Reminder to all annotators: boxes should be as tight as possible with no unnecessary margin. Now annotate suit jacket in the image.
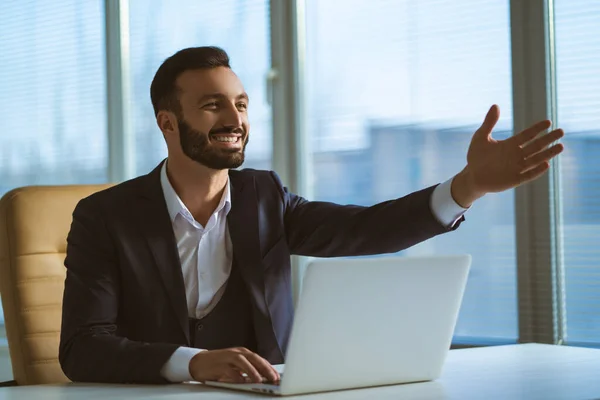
[59,161,461,384]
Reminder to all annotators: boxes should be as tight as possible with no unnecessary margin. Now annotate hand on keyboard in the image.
[189,347,280,384]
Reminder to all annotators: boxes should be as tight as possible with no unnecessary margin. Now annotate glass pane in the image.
[128,0,272,175]
[555,0,600,347]
[0,0,107,379]
[0,0,108,197]
[305,0,516,343]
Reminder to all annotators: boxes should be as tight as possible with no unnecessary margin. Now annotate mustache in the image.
[209,127,245,135]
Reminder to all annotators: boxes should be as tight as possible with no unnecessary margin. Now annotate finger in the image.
[521,143,564,171]
[233,347,252,354]
[230,354,263,383]
[245,353,280,382]
[522,129,564,157]
[510,120,552,146]
[519,161,550,184]
[474,105,500,140]
[218,369,245,384]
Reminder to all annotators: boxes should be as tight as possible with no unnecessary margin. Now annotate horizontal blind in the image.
[304,0,516,344]
[555,0,600,347]
[127,0,273,175]
[0,0,108,196]
[0,0,107,326]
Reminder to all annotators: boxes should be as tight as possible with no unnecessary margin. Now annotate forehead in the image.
[175,67,245,102]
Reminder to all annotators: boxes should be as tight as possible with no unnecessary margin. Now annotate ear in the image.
[156,110,178,137]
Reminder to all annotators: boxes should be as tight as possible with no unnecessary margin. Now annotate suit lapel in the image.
[227,171,263,286]
[228,171,284,361]
[134,162,190,344]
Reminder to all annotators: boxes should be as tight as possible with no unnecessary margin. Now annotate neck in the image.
[164,156,228,225]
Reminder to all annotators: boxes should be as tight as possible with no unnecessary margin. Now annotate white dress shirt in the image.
[159,162,233,382]
[161,163,233,319]
[160,162,467,382]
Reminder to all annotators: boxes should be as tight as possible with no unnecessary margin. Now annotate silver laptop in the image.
[205,254,471,396]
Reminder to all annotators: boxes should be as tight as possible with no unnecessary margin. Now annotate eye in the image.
[203,102,218,109]
[236,102,248,111]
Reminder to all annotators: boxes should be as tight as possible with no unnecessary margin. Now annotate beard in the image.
[178,117,248,170]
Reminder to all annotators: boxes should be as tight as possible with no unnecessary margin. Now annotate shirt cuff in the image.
[430,177,469,228]
[160,346,204,383]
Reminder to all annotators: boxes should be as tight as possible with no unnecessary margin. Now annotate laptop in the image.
[205,254,471,396]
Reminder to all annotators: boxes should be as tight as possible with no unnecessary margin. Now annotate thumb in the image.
[474,105,500,140]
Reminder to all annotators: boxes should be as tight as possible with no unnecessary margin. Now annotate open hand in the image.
[451,105,564,207]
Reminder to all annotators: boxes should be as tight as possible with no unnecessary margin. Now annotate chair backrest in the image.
[0,184,111,385]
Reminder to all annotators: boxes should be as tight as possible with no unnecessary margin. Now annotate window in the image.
[1,0,598,353]
[128,0,273,175]
[555,0,600,346]
[0,0,107,334]
[0,0,108,198]
[305,0,516,343]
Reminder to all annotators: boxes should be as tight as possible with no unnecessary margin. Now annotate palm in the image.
[466,105,564,194]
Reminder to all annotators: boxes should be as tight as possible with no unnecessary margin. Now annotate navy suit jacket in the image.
[59,161,461,384]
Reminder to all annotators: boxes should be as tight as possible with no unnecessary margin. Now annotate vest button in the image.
[197,324,204,331]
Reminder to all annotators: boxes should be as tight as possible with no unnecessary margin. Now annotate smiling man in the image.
[59,46,564,385]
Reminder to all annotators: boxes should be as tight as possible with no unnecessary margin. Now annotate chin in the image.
[195,154,245,170]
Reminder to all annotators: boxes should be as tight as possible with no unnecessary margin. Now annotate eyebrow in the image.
[197,92,249,104]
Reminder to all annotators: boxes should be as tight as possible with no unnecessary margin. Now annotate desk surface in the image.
[1,344,598,400]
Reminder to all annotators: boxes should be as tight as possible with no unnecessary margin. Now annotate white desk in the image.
[0,344,598,400]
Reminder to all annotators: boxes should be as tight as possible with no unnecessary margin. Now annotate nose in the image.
[221,103,243,130]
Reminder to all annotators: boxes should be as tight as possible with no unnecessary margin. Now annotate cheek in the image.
[188,113,216,132]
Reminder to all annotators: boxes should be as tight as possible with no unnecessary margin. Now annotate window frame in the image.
[106,0,136,182]
[510,0,565,345]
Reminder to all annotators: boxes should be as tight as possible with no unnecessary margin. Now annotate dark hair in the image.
[150,46,231,117]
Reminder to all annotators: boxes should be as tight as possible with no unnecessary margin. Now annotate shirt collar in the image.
[160,160,232,223]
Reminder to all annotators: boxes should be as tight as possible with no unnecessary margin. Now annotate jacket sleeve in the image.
[59,197,179,384]
[270,171,463,258]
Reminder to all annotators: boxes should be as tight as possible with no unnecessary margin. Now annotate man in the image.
[59,46,564,385]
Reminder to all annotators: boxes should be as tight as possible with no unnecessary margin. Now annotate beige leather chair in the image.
[0,184,111,385]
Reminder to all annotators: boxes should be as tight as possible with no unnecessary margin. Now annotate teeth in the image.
[213,136,239,143]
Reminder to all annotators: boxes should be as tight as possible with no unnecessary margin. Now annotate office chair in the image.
[0,184,111,385]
